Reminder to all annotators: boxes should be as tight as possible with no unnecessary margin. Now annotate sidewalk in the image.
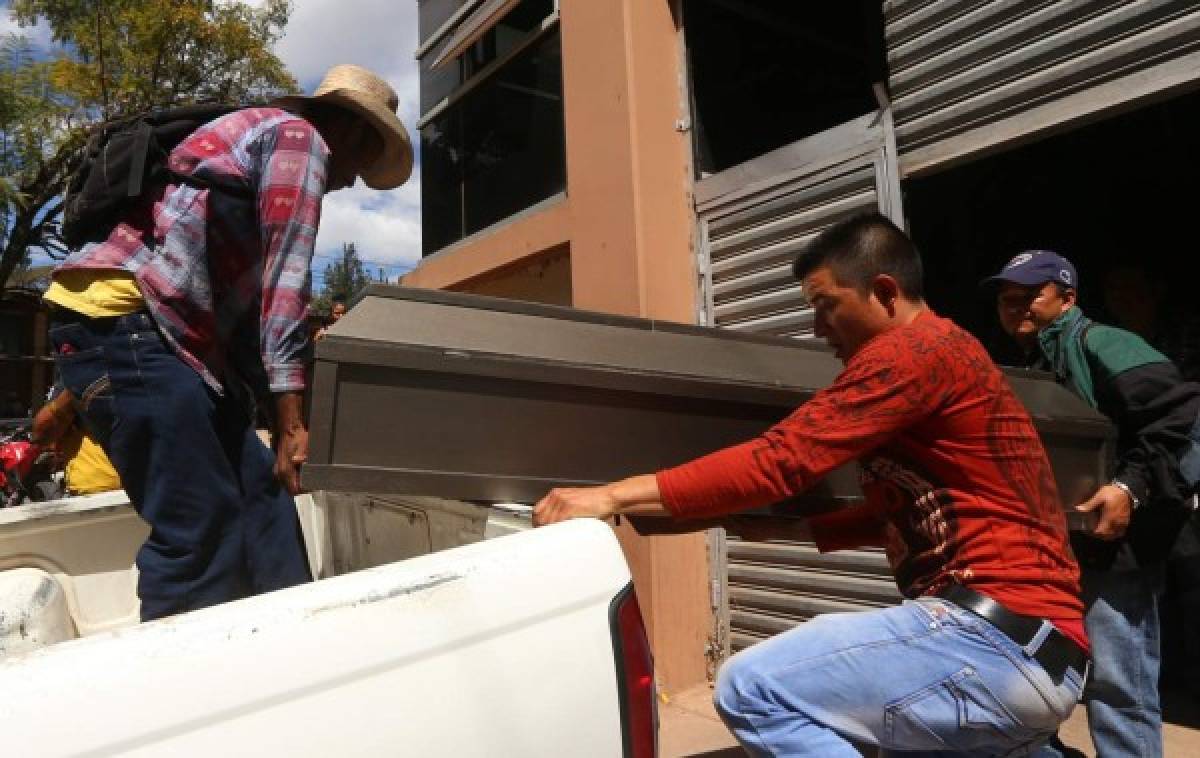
[659,683,1200,757]
[658,684,740,758]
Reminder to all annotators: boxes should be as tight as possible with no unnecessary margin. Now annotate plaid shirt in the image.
[55,107,329,395]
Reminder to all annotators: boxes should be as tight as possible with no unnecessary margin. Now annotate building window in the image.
[683,1,886,176]
[418,0,565,255]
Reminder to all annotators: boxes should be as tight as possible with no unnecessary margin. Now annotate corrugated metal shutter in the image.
[697,113,897,338]
[887,0,1200,173]
[703,164,877,337]
[695,112,906,657]
[726,540,903,653]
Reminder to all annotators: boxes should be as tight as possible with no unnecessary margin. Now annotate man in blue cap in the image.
[986,251,1078,366]
[985,250,1200,757]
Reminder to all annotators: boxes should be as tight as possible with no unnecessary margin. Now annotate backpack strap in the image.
[126,120,155,197]
[163,167,255,199]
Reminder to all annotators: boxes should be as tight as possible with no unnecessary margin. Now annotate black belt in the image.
[934,584,1089,685]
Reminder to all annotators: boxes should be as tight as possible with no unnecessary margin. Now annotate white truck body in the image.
[0,494,648,757]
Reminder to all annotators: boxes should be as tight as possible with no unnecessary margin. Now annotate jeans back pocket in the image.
[885,666,1041,754]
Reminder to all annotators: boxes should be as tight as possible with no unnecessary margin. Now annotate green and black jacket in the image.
[1038,307,1200,564]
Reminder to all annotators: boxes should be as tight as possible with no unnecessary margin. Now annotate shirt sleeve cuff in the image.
[1112,473,1148,508]
[267,364,307,394]
[656,469,689,518]
[656,466,731,520]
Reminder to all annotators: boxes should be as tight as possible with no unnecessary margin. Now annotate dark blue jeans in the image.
[1034,564,1165,758]
[49,311,312,620]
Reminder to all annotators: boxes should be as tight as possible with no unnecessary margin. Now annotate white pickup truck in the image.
[0,491,656,757]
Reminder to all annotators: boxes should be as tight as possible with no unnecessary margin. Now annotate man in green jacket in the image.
[985,250,1200,757]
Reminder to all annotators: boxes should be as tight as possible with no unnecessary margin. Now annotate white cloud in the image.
[0,6,56,50]
[315,175,422,273]
[275,1,419,110]
[268,0,424,275]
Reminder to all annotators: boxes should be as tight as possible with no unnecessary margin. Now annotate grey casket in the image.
[303,286,1113,520]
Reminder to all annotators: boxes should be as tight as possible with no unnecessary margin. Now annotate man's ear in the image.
[872,274,901,315]
[1062,287,1078,311]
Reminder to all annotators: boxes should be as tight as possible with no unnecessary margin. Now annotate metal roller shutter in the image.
[886,0,1200,173]
[697,113,898,338]
[695,110,907,657]
[726,539,903,653]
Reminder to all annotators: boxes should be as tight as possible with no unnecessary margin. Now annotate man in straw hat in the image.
[42,64,413,620]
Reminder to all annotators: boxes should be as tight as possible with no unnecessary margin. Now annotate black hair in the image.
[331,294,347,304]
[792,212,925,300]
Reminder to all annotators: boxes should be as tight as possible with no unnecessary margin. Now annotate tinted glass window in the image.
[420,36,462,114]
[420,0,553,114]
[461,0,553,77]
[421,30,565,254]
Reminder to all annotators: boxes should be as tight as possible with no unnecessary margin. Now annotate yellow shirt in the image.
[44,269,144,317]
[60,429,122,495]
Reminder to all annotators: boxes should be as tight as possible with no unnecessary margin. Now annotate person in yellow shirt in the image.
[32,387,120,495]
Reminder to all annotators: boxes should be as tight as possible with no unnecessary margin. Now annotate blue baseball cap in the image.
[982,250,1078,289]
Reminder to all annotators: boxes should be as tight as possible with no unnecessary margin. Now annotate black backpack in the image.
[61,103,247,249]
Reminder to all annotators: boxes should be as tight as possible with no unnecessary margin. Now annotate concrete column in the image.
[559,0,710,694]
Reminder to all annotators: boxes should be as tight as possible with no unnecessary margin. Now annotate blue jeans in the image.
[49,312,312,620]
[1035,564,1165,758]
[715,598,1084,757]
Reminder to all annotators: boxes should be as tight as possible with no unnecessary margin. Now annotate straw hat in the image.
[272,64,413,190]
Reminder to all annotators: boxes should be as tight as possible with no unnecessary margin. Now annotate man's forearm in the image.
[274,391,306,436]
[608,474,669,517]
[533,474,668,526]
[32,392,75,445]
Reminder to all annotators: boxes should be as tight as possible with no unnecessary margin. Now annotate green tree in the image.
[312,243,370,318]
[0,32,82,291]
[0,0,298,292]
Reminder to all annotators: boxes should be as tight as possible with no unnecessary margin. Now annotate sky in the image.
[3,0,424,286]
[267,0,423,285]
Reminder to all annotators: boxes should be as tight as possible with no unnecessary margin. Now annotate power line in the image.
[310,253,414,270]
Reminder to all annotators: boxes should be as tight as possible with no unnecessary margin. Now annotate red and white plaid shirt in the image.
[55,107,329,394]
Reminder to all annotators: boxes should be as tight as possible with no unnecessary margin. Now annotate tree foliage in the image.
[0,33,84,289]
[0,0,298,292]
[311,242,371,318]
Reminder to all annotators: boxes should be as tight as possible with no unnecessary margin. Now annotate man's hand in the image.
[533,474,665,527]
[533,485,620,526]
[1075,484,1133,541]
[273,391,308,495]
[32,390,76,446]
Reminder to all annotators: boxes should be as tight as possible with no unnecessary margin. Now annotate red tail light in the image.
[609,583,657,758]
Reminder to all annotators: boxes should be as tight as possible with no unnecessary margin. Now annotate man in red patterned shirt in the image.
[43,65,413,620]
[535,213,1089,756]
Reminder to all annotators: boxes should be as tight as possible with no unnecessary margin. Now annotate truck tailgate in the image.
[0,519,630,757]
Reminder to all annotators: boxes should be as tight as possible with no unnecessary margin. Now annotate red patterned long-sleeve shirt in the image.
[657,311,1087,649]
[53,107,328,394]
